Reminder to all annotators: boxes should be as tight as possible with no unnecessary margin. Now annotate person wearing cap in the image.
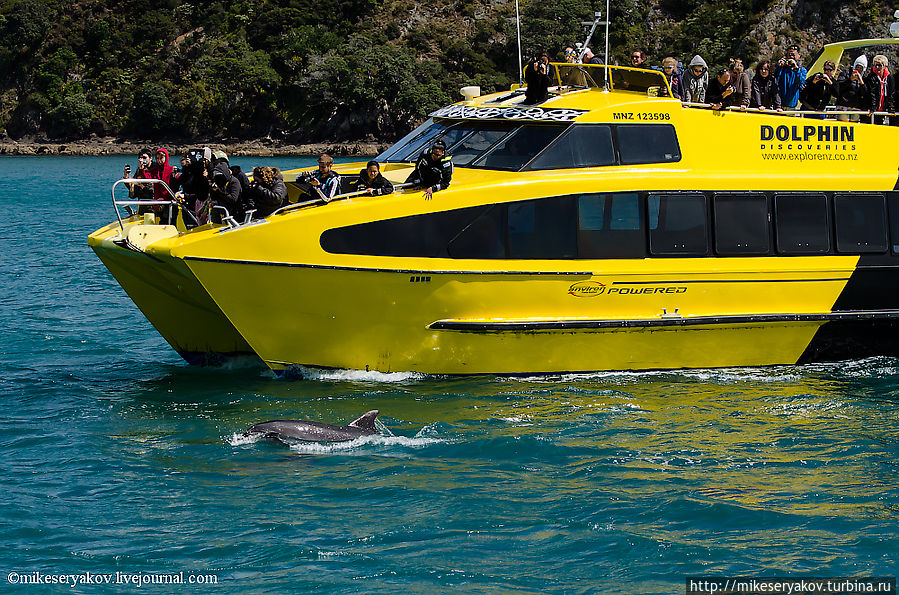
[834,55,867,121]
[582,47,603,65]
[173,147,212,222]
[356,161,393,196]
[775,45,807,109]
[405,140,453,200]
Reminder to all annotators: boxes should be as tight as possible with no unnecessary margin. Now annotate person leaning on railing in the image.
[864,54,894,125]
[123,148,155,210]
[750,60,782,111]
[799,60,836,118]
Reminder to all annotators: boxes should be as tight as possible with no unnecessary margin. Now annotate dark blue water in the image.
[1,155,898,593]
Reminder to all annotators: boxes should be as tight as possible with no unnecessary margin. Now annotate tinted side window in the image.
[451,127,515,165]
[617,125,681,165]
[713,194,770,255]
[889,192,899,254]
[507,196,577,258]
[447,205,506,258]
[648,193,709,255]
[321,205,494,258]
[527,125,615,170]
[377,119,446,162]
[577,193,646,258]
[834,193,887,253]
[775,194,830,254]
[473,126,567,170]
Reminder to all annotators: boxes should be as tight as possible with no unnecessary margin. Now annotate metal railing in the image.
[272,181,416,217]
[111,178,179,233]
[681,102,895,120]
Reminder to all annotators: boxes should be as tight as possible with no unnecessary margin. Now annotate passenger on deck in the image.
[834,55,867,120]
[173,147,211,222]
[799,60,836,116]
[630,49,650,70]
[405,140,452,200]
[357,161,394,196]
[146,148,176,223]
[684,55,709,103]
[297,153,341,201]
[864,54,893,125]
[706,69,736,108]
[564,46,578,64]
[523,51,552,104]
[124,148,155,206]
[750,60,782,110]
[729,58,751,109]
[661,57,685,100]
[775,45,807,110]
[246,166,287,218]
[582,47,603,65]
[207,151,245,222]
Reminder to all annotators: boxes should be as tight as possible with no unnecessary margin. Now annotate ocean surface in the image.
[1,155,898,593]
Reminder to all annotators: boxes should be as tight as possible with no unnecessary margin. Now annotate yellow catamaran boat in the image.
[89,38,899,374]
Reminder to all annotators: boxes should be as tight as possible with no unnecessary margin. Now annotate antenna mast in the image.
[516,0,523,86]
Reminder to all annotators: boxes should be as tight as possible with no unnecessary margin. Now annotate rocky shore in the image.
[0,136,389,157]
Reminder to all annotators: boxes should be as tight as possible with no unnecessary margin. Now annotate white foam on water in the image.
[286,433,446,454]
[286,365,428,383]
[227,432,263,446]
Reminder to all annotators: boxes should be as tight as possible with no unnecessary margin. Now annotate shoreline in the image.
[0,137,389,157]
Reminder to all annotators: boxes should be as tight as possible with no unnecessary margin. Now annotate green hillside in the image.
[0,0,893,142]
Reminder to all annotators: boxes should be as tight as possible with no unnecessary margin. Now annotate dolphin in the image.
[243,410,380,444]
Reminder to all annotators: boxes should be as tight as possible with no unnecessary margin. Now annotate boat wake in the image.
[281,365,429,383]
[227,425,447,452]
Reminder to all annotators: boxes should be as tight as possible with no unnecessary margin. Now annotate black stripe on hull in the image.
[802,257,899,363]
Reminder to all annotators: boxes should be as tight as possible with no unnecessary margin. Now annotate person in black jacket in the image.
[357,161,394,196]
[405,140,452,200]
[173,147,211,222]
[246,166,287,218]
[864,54,894,125]
[208,159,243,222]
[834,55,867,120]
[706,69,736,108]
[800,60,836,116]
[750,60,782,110]
[523,52,551,105]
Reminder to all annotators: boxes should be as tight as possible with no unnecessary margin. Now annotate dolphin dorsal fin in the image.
[348,410,379,432]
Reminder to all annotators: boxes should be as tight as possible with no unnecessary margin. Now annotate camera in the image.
[298,170,316,181]
[187,148,206,166]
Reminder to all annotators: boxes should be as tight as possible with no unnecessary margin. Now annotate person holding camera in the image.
[800,60,836,117]
[834,55,867,120]
[706,69,737,109]
[775,45,807,110]
[296,153,341,201]
[123,148,155,208]
[523,51,552,105]
[172,147,212,222]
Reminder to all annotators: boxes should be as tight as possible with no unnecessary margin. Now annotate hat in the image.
[432,140,447,151]
[202,147,212,161]
[854,55,868,71]
[212,150,228,162]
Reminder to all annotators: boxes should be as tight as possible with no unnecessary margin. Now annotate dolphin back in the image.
[347,410,379,434]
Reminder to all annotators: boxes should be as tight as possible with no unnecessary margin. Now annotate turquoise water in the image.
[1,155,898,593]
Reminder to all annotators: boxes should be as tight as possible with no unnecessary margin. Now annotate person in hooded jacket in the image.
[357,161,394,196]
[834,55,868,120]
[684,55,709,103]
[147,147,176,223]
[864,54,894,125]
[246,166,288,218]
[750,60,782,110]
[207,157,243,222]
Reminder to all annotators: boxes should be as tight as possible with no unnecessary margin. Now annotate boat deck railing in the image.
[111,178,181,232]
[682,101,896,119]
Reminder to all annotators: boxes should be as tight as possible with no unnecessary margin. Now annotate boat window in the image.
[834,193,887,253]
[888,193,899,254]
[508,196,577,258]
[450,126,516,166]
[617,124,681,165]
[577,193,646,258]
[320,205,497,258]
[527,125,616,170]
[472,125,567,170]
[713,194,770,255]
[774,194,831,255]
[648,193,709,256]
[377,119,447,162]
